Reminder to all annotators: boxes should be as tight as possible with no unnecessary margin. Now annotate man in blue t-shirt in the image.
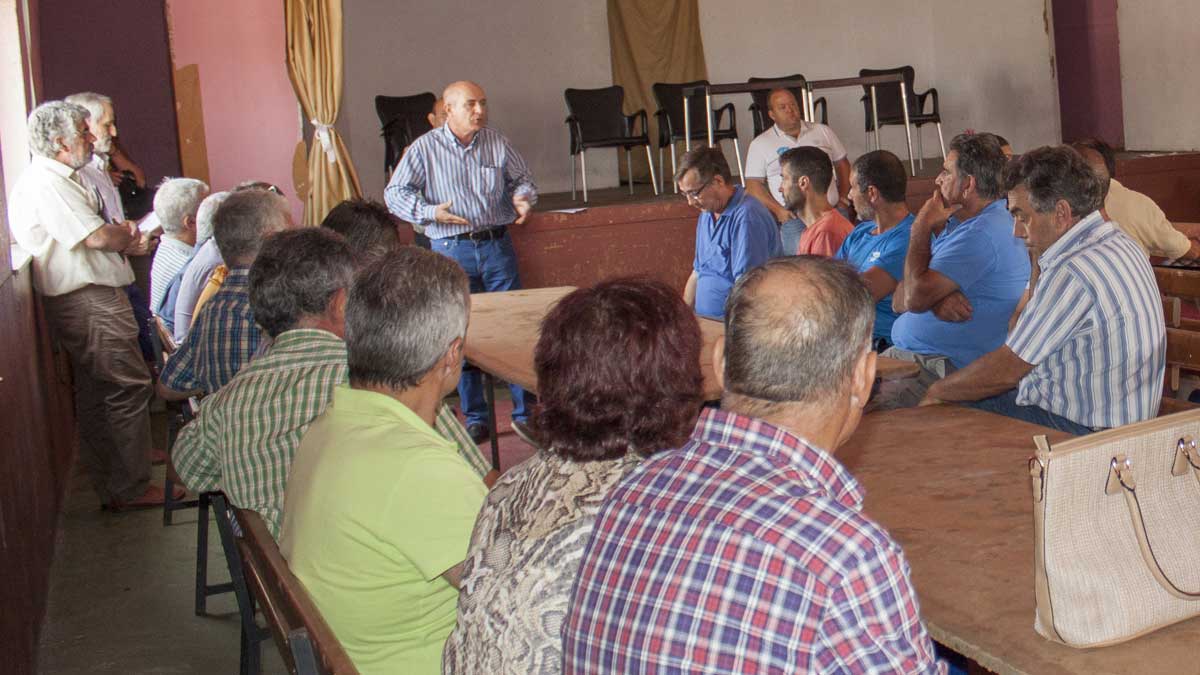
[883,133,1031,407]
[679,146,781,319]
[835,150,913,349]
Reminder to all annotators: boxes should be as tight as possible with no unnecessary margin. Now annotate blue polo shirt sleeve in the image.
[730,204,779,278]
[871,230,909,282]
[928,227,995,292]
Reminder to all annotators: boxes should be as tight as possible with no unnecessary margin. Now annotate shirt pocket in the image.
[478,163,504,195]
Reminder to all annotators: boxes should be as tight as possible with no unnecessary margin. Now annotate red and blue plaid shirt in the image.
[563,408,945,674]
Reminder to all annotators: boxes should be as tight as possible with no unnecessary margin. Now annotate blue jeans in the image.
[432,232,529,426]
[965,389,1096,436]
[780,217,806,256]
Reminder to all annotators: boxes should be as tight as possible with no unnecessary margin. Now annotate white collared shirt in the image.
[7,155,134,296]
[78,153,126,223]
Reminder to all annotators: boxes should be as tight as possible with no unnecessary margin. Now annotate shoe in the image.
[150,448,169,465]
[105,484,186,511]
[467,423,490,445]
[510,420,540,448]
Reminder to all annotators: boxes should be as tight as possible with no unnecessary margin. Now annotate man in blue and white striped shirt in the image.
[384,80,536,440]
[922,145,1164,434]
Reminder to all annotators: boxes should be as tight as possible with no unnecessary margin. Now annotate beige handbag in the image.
[1029,410,1200,647]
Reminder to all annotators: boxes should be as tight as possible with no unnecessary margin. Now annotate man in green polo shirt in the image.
[280,247,486,674]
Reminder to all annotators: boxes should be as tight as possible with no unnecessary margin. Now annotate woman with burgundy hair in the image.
[443,277,704,674]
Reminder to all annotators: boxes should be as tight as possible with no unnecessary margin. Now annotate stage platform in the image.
[513,150,1200,292]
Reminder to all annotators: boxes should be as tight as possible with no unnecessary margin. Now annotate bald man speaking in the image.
[385,80,536,442]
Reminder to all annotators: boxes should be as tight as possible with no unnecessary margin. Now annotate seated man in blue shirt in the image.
[883,133,1031,407]
[679,146,781,319]
[835,151,914,351]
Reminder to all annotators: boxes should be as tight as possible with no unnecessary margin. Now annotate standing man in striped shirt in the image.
[922,146,1165,433]
[385,80,536,443]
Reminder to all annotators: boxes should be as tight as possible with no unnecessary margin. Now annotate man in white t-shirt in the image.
[745,88,851,255]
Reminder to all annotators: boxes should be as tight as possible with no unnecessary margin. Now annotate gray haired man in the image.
[281,247,488,672]
[150,178,209,310]
[7,101,169,509]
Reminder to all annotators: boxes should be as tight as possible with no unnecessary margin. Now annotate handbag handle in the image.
[1108,454,1200,600]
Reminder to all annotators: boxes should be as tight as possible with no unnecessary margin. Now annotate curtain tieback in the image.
[310,119,338,164]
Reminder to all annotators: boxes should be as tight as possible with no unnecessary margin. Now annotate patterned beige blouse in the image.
[442,449,641,674]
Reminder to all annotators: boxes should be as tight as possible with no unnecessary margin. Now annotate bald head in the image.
[1070,139,1115,200]
[443,81,487,139]
[723,257,874,407]
[767,88,803,135]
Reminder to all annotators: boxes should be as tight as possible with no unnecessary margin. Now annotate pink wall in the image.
[166,0,303,220]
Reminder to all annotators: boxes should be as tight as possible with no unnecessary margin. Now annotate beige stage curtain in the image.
[285,0,362,225]
[607,0,708,185]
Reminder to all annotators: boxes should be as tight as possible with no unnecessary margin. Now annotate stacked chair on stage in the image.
[652,80,743,192]
[747,73,828,136]
[858,65,945,169]
[374,92,436,179]
[563,85,659,203]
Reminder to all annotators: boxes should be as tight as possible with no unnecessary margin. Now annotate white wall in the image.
[1118,0,1200,151]
[341,1,1062,200]
[928,0,1060,155]
[341,0,615,200]
[699,0,1059,165]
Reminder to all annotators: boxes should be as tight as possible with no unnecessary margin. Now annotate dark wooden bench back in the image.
[233,508,359,675]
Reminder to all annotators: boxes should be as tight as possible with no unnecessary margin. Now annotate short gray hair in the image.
[27,101,88,158]
[347,247,469,391]
[723,256,873,408]
[63,92,112,124]
[949,133,1007,200]
[1003,145,1104,218]
[153,178,209,235]
[195,191,231,244]
[212,189,290,267]
[249,228,355,338]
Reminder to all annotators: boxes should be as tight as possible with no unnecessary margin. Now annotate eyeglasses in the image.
[680,176,714,200]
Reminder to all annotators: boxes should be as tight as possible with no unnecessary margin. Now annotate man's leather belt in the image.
[446,225,508,242]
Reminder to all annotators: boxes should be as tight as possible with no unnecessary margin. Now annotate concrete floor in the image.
[37,397,535,674]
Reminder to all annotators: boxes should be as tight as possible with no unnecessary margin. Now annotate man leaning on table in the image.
[384,79,534,445]
[923,146,1165,434]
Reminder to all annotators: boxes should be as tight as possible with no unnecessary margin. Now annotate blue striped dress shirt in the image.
[384,125,537,240]
[1007,211,1165,429]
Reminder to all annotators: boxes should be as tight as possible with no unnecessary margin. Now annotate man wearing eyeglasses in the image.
[678,146,781,319]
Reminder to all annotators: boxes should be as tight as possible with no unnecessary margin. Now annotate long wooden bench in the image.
[233,508,359,675]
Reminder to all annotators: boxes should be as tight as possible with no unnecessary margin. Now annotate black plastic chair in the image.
[374,93,436,179]
[652,80,743,193]
[858,66,944,169]
[564,86,660,202]
[747,74,828,137]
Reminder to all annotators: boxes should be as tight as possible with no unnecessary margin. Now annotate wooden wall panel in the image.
[512,201,698,291]
[0,267,76,675]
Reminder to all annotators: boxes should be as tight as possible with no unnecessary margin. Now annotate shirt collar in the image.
[223,268,251,286]
[692,407,865,510]
[328,384,448,447]
[32,154,77,179]
[439,123,483,151]
[772,122,810,140]
[1039,209,1106,267]
[269,328,345,352]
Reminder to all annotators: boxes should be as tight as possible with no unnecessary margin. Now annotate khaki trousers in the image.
[43,285,152,503]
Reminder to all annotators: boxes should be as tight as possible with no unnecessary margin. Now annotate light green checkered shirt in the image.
[173,329,489,538]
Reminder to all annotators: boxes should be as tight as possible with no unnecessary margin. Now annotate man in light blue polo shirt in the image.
[923,146,1164,434]
[883,134,1030,406]
[678,146,780,319]
[835,150,914,350]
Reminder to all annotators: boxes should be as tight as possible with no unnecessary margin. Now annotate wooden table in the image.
[842,406,1200,674]
[465,286,919,402]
